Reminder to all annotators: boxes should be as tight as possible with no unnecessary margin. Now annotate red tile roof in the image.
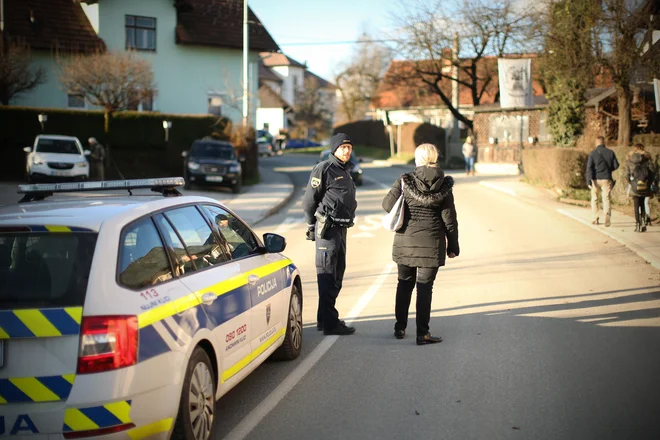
[176,0,279,52]
[260,52,306,69]
[373,56,546,110]
[3,0,104,53]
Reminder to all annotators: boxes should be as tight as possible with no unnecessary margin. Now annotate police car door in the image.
[0,228,97,437]
[154,207,252,388]
[201,206,287,361]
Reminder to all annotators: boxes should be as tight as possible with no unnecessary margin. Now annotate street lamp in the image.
[162,120,172,142]
[38,113,47,131]
[242,0,249,128]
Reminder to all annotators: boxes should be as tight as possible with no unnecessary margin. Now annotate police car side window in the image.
[153,214,196,276]
[202,205,259,259]
[163,206,229,270]
[118,218,174,289]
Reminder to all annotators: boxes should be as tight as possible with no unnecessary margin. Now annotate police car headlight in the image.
[229,164,241,173]
[188,161,201,171]
[76,161,88,168]
[32,156,45,165]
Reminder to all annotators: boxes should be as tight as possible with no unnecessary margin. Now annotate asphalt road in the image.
[212,153,660,440]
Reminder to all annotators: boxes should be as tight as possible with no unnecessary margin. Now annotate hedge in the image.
[522,148,588,190]
[0,106,224,181]
[632,134,660,148]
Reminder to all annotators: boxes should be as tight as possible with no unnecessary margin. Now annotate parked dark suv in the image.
[182,139,242,193]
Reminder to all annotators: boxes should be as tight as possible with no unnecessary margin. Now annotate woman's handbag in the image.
[382,180,406,232]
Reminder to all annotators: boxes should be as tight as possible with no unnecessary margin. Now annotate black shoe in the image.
[635,223,642,233]
[416,333,442,345]
[394,329,405,339]
[645,216,652,226]
[641,225,647,232]
[317,324,323,331]
[324,321,356,335]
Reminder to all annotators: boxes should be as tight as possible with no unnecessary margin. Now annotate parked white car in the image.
[24,135,90,183]
[0,178,303,440]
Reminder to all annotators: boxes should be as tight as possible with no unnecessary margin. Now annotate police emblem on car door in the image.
[266,304,271,326]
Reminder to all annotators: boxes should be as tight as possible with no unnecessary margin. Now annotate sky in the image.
[249,0,395,83]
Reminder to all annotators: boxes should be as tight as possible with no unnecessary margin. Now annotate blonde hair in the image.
[415,143,439,167]
[465,136,472,144]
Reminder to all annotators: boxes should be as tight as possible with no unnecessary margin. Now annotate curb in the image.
[252,169,296,226]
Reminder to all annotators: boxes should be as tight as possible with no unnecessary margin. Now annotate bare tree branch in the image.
[0,39,46,105]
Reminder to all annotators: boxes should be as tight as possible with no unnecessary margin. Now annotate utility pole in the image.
[242,0,249,128]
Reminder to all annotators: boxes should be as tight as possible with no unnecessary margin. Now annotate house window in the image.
[126,15,156,51]
[127,91,154,112]
[67,94,85,109]
[208,95,223,116]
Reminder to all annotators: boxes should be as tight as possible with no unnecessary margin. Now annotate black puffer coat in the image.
[382,166,459,268]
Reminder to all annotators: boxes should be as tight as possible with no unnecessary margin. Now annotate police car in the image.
[0,178,303,440]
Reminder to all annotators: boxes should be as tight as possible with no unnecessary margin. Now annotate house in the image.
[370,55,548,165]
[82,0,279,123]
[3,0,280,125]
[2,0,105,109]
[257,52,337,138]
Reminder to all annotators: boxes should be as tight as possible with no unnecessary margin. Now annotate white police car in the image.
[0,178,303,440]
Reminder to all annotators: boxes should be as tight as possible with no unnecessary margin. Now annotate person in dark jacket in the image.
[625,143,657,232]
[586,136,619,226]
[302,133,358,336]
[88,137,106,181]
[382,143,459,345]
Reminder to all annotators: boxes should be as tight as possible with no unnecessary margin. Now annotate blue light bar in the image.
[18,177,185,194]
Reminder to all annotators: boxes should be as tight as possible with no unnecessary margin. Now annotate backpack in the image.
[631,159,653,193]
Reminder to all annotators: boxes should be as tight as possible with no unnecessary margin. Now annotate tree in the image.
[334,33,392,123]
[293,76,332,139]
[592,0,660,146]
[389,0,541,130]
[0,39,46,105]
[542,0,599,147]
[59,50,156,133]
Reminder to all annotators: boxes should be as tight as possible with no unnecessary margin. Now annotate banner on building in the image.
[498,58,534,109]
[654,79,660,112]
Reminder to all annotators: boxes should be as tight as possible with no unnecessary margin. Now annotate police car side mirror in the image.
[83,150,91,156]
[24,147,32,153]
[263,233,286,253]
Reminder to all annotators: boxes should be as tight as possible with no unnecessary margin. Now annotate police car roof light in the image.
[17,177,186,202]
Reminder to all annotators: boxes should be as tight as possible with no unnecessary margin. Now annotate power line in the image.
[279,39,400,46]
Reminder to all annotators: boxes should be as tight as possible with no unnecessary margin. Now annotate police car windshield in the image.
[191,142,236,160]
[0,232,97,308]
[36,139,81,155]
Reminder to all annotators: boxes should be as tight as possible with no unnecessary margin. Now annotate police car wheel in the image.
[172,347,216,440]
[271,284,303,361]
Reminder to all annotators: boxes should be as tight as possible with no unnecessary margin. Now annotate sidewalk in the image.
[222,166,295,225]
[480,178,660,271]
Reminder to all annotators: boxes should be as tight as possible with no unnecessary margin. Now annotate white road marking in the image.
[363,176,391,190]
[479,180,517,197]
[224,261,397,440]
[358,214,385,231]
[273,216,305,235]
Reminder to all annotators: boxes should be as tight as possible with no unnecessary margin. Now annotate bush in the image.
[632,134,660,148]
[522,148,588,190]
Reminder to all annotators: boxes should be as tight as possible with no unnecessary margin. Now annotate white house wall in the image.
[256,107,286,136]
[96,0,259,123]
[13,52,73,109]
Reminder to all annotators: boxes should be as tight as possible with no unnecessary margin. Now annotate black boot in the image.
[394,279,415,333]
[645,215,652,226]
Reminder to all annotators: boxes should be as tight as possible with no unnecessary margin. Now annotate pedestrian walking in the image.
[302,133,358,336]
[88,137,106,181]
[382,143,459,345]
[462,136,476,176]
[625,143,657,232]
[586,136,619,227]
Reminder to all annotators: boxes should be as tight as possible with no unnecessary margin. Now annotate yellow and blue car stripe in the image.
[63,400,132,433]
[0,307,82,339]
[0,374,76,404]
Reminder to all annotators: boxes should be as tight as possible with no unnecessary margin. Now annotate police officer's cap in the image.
[330,133,353,154]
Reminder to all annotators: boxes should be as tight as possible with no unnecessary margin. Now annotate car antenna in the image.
[109,153,132,195]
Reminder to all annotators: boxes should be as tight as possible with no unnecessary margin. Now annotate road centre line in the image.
[224,261,397,440]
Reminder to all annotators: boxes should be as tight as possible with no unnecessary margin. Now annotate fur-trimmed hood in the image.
[401,169,454,207]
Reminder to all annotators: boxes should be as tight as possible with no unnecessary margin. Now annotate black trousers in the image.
[633,196,646,226]
[395,264,439,336]
[315,225,347,330]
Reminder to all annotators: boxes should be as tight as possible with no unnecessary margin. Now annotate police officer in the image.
[303,133,358,336]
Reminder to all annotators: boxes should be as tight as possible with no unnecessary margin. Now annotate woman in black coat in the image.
[382,144,459,345]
